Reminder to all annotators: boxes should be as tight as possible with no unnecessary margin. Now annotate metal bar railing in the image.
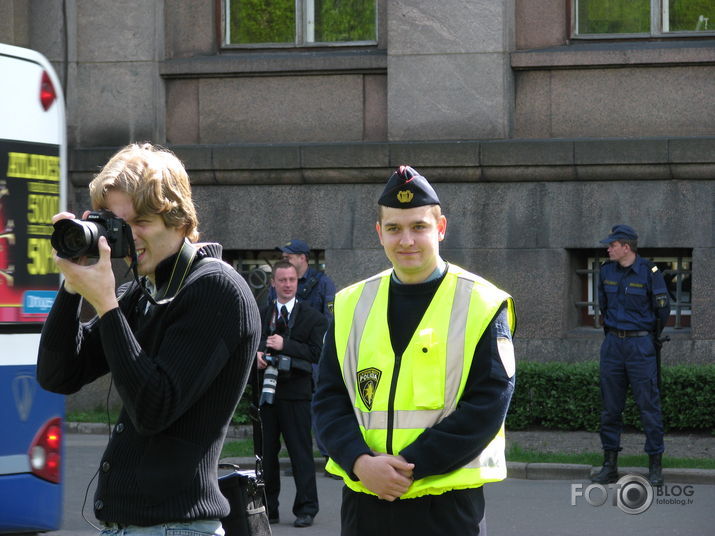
[575,254,691,330]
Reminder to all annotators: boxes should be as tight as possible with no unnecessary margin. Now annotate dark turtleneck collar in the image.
[149,241,223,291]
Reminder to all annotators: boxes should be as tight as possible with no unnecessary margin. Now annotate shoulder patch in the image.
[651,266,659,273]
[497,337,515,378]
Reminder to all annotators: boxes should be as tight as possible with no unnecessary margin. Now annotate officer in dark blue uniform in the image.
[592,225,670,486]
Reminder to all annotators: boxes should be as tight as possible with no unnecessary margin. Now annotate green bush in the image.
[506,361,715,434]
[230,362,715,433]
[232,384,254,425]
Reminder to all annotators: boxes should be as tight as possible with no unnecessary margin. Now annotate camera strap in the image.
[128,239,198,307]
[250,356,265,478]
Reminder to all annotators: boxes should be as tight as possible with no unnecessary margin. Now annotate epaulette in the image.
[643,258,659,273]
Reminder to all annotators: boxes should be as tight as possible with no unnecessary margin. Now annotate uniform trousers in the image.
[599,333,664,454]
[261,398,319,519]
[340,486,486,536]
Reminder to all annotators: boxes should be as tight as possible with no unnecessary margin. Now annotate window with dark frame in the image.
[224,0,378,47]
[574,248,692,329]
[222,248,328,306]
[573,0,713,38]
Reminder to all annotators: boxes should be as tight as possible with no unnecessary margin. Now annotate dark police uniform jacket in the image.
[598,255,670,332]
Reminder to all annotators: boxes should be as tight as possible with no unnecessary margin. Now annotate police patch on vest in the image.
[357,367,382,410]
[497,337,515,378]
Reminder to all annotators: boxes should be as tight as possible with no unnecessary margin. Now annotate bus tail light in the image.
[40,70,57,111]
[28,417,62,483]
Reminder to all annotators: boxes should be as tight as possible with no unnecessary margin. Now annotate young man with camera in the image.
[256,260,327,528]
[37,143,261,534]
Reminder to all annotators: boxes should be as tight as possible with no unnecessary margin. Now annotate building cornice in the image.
[70,137,715,186]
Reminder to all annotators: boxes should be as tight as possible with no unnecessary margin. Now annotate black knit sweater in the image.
[36,243,261,526]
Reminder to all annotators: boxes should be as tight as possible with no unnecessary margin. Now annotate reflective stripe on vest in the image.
[327,265,514,498]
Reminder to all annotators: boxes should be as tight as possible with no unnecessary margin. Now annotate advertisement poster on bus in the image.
[0,140,60,323]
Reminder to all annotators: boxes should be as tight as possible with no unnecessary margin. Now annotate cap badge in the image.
[396,190,414,204]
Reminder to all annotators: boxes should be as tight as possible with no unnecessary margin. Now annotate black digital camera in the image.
[264,354,292,373]
[259,354,289,406]
[51,210,133,259]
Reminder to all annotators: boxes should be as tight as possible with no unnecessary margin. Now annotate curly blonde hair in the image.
[89,143,199,242]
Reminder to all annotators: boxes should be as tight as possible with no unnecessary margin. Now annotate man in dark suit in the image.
[257,260,327,528]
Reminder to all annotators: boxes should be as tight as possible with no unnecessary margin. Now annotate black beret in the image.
[378,165,440,208]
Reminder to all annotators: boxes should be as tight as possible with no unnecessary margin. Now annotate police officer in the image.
[592,224,670,487]
[313,166,516,536]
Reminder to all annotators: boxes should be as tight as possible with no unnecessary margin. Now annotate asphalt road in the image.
[47,434,715,536]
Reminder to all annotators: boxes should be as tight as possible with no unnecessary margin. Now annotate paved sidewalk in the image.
[67,422,715,484]
[223,457,715,486]
[504,428,715,484]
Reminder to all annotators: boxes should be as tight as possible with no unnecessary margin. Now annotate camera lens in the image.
[259,366,279,406]
[51,219,105,258]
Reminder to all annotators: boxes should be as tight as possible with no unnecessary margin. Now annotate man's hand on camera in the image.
[256,351,267,370]
[51,211,95,295]
[51,212,81,294]
[266,334,284,352]
[54,235,118,317]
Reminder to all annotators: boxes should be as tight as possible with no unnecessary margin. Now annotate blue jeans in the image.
[99,520,223,536]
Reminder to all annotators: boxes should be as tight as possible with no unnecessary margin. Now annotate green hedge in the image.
[232,362,715,433]
[506,361,715,434]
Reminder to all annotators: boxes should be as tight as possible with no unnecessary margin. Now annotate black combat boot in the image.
[591,450,619,484]
[648,453,664,487]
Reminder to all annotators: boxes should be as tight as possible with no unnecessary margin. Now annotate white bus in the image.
[0,43,67,534]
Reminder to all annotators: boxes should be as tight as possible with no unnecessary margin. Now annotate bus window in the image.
[0,43,66,534]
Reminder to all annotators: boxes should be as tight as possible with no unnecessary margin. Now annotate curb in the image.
[64,421,255,437]
[66,423,715,485]
[219,458,715,485]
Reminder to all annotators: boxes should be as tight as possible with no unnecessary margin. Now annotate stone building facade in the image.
[2,0,713,379]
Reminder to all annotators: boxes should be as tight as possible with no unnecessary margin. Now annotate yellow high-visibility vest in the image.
[326,264,515,499]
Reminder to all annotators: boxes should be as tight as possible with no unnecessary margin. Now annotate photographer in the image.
[257,260,327,528]
[36,143,261,534]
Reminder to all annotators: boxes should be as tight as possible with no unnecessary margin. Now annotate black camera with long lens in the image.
[259,363,279,406]
[259,354,290,406]
[264,354,291,372]
[51,210,133,259]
